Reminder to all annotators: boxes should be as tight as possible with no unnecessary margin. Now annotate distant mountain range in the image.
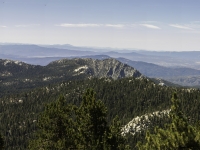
[1,44,200,86]
[117,58,200,78]
[0,44,96,57]
[164,76,200,87]
[0,44,199,68]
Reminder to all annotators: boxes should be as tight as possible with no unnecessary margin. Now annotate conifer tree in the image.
[108,116,130,150]
[29,89,129,150]
[29,95,78,149]
[78,89,129,150]
[77,89,108,149]
[137,93,200,150]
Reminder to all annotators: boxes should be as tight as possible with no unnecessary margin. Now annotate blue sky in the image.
[0,0,200,51]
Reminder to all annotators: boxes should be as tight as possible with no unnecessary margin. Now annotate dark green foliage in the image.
[1,77,200,149]
[0,59,89,98]
[137,93,200,150]
[29,89,128,150]
[0,133,3,150]
[77,89,108,149]
[29,95,78,149]
[108,116,130,150]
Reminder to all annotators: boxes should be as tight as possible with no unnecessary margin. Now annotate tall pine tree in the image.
[77,89,108,149]
[29,95,79,149]
[77,89,129,150]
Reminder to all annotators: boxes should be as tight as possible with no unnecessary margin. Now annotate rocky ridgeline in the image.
[87,58,142,79]
[121,109,170,136]
[51,58,142,79]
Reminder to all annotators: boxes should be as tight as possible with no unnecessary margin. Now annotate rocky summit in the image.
[50,58,142,79]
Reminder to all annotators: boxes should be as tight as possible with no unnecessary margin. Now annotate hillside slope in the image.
[1,77,200,149]
[0,58,142,96]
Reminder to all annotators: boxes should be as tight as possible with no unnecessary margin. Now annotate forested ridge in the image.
[0,58,141,98]
[0,76,200,149]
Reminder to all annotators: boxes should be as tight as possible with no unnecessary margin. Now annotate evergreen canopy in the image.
[29,89,129,150]
[137,93,200,150]
[0,134,3,150]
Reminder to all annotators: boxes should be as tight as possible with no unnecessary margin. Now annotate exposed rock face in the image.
[87,58,142,79]
[51,58,142,79]
[121,109,170,136]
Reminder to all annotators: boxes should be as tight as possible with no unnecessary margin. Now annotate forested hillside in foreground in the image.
[1,77,200,149]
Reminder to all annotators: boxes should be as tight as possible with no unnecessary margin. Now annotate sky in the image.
[0,0,200,51]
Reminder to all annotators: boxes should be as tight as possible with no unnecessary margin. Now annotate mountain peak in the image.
[49,58,142,80]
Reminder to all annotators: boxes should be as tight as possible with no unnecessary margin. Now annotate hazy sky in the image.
[0,0,200,51]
